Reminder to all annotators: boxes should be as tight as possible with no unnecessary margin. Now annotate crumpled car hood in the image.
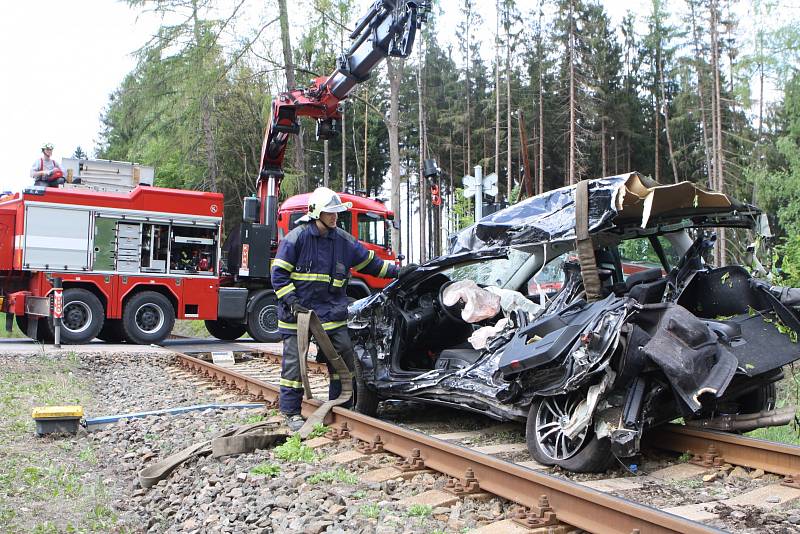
[450,172,760,253]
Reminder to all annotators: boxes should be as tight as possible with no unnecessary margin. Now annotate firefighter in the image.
[271,187,405,431]
[30,143,64,187]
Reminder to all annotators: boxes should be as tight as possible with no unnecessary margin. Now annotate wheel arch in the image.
[62,281,108,315]
[121,284,178,318]
[246,288,276,312]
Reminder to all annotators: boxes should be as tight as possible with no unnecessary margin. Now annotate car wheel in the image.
[205,319,247,340]
[97,319,125,343]
[353,357,379,416]
[55,288,105,344]
[122,291,175,345]
[526,393,613,473]
[247,293,281,343]
[737,383,777,414]
[16,315,53,343]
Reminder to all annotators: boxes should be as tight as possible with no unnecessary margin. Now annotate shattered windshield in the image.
[445,248,532,288]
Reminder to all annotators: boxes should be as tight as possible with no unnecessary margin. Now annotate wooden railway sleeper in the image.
[781,473,800,489]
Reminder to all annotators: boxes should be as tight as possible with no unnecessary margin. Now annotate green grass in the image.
[677,451,693,463]
[250,462,281,477]
[171,320,213,338]
[746,424,800,445]
[0,354,119,532]
[0,320,27,339]
[274,435,316,463]
[352,490,366,499]
[407,504,432,518]
[307,423,330,438]
[306,468,358,485]
[359,504,380,519]
[243,414,264,424]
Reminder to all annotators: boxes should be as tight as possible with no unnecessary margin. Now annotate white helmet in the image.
[301,187,352,221]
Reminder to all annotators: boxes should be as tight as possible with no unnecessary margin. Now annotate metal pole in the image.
[474,165,483,221]
[52,277,63,348]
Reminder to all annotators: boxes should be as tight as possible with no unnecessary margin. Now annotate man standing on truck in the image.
[30,142,64,187]
[271,187,400,431]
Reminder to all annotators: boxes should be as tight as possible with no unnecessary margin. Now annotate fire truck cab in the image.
[276,192,398,300]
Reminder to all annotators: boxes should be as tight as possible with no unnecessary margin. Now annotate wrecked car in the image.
[347,172,800,472]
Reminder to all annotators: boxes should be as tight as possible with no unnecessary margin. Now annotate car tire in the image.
[353,357,379,416]
[205,319,247,340]
[122,291,175,345]
[526,393,613,473]
[246,293,281,343]
[54,288,105,344]
[97,319,125,343]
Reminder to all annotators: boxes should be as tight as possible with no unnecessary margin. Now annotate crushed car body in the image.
[348,172,800,472]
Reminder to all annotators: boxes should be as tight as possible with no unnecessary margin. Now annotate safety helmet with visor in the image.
[297,187,352,223]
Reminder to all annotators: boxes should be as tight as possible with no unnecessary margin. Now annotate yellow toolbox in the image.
[32,406,83,436]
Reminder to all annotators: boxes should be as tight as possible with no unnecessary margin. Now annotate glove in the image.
[291,302,310,317]
[397,263,419,279]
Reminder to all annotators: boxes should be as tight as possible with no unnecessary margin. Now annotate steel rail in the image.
[174,352,720,534]
[646,424,800,476]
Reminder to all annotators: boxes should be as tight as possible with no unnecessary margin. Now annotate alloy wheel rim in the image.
[535,393,589,461]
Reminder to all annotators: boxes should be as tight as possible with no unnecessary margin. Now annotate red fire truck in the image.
[0,1,426,345]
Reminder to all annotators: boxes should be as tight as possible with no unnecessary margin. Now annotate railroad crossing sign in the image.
[462,171,498,198]
[462,166,498,221]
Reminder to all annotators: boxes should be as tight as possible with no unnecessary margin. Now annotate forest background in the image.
[97,0,800,280]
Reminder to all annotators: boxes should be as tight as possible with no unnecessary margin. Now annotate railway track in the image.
[158,343,800,532]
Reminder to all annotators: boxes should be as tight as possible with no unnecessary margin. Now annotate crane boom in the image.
[256,0,429,227]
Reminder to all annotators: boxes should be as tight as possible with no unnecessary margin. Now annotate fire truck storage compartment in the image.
[116,223,141,272]
[217,287,248,320]
[169,225,217,275]
[0,211,15,270]
[23,205,91,270]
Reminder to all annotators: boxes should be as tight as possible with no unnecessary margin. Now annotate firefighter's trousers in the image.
[279,327,354,416]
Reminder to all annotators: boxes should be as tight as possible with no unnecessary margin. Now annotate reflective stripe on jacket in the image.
[271,222,397,333]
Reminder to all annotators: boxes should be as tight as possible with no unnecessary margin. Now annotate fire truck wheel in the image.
[205,319,247,341]
[247,293,281,343]
[58,288,105,344]
[97,319,125,343]
[122,291,175,345]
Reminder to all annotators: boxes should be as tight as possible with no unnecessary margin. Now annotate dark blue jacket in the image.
[271,222,398,333]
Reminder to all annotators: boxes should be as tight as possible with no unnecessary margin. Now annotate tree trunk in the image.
[278,0,305,191]
[601,116,607,177]
[505,8,512,203]
[689,1,713,189]
[710,0,726,265]
[653,52,660,183]
[416,40,429,259]
[494,0,501,202]
[192,1,218,192]
[341,109,346,189]
[659,56,679,183]
[387,58,404,263]
[568,1,576,186]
